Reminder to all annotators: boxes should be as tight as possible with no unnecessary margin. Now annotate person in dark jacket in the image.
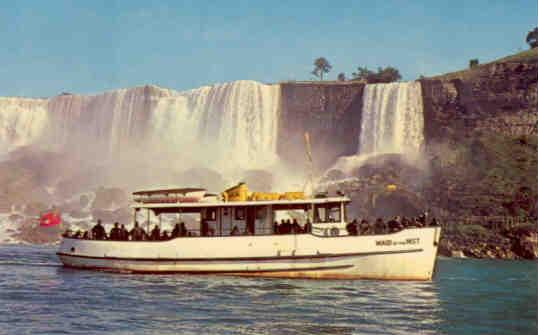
[359,219,370,235]
[119,224,129,240]
[172,222,188,237]
[346,219,358,235]
[109,222,121,240]
[171,223,181,238]
[374,218,386,234]
[291,219,301,234]
[91,219,106,240]
[161,230,170,240]
[387,217,402,233]
[150,225,161,241]
[130,221,146,241]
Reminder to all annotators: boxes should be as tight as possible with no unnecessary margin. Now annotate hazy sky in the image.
[1,0,536,97]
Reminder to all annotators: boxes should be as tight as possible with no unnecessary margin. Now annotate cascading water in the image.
[358,81,424,155]
[327,81,424,176]
[150,80,280,169]
[0,81,280,171]
[0,98,48,154]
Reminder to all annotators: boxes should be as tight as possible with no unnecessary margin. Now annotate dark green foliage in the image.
[311,57,332,80]
[469,59,479,68]
[351,66,401,83]
[526,27,538,48]
[337,72,346,81]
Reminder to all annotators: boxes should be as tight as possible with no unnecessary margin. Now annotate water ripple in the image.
[0,244,536,335]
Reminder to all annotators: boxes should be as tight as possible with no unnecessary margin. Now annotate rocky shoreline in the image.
[438,223,538,260]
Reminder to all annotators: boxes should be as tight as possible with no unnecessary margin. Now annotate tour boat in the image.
[57,183,441,280]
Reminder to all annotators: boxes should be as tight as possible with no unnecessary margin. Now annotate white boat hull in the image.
[57,227,441,280]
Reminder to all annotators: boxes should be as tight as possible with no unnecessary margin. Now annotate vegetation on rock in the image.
[351,66,401,83]
[526,27,538,48]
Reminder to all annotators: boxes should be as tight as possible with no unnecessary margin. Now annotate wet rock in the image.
[451,250,466,258]
[13,218,63,244]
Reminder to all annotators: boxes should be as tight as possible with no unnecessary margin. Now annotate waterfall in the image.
[0,97,48,154]
[0,81,280,171]
[358,81,424,155]
[150,80,280,169]
[326,81,424,176]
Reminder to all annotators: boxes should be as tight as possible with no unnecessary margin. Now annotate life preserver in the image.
[330,227,339,236]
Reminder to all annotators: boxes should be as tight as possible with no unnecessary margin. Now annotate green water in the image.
[0,245,536,334]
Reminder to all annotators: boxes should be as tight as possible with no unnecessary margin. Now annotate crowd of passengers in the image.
[63,220,191,241]
[64,214,438,241]
[345,214,439,236]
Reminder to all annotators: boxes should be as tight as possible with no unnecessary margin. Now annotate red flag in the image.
[40,210,62,227]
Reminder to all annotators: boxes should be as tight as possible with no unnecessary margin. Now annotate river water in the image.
[0,244,535,335]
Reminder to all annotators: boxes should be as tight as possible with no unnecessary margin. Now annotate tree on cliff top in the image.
[337,72,346,81]
[311,57,332,80]
[526,27,538,48]
[351,66,401,83]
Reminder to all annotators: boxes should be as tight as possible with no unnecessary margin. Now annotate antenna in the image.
[303,132,314,196]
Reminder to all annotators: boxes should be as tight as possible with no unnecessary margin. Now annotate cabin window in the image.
[204,208,217,220]
[314,204,341,223]
[255,207,267,220]
[235,208,245,220]
[328,205,341,222]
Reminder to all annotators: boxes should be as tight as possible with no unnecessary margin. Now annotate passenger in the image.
[417,213,427,226]
[109,222,121,240]
[161,230,170,240]
[359,219,370,235]
[119,224,129,240]
[401,216,411,228]
[273,221,279,234]
[430,217,439,226]
[171,223,180,238]
[303,219,312,234]
[73,230,82,239]
[346,219,358,236]
[91,219,107,240]
[283,219,292,234]
[278,219,286,234]
[411,217,422,228]
[291,219,301,234]
[130,221,146,241]
[175,222,187,236]
[82,231,89,239]
[387,217,401,233]
[374,218,386,234]
[150,225,161,241]
[62,229,73,238]
[230,225,240,236]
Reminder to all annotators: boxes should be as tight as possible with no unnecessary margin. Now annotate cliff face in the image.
[418,51,538,259]
[421,53,538,143]
[278,82,364,170]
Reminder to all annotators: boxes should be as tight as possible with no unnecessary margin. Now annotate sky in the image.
[1,0,536,97]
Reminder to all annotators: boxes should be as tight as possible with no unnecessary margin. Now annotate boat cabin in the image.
[132,185,350,237]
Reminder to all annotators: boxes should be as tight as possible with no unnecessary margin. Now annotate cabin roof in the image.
[131,196,350,209]
[132,187,206,196]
